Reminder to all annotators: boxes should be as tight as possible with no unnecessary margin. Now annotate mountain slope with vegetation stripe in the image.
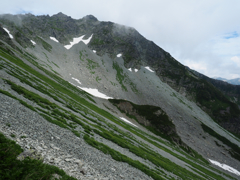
[0,12,240,179]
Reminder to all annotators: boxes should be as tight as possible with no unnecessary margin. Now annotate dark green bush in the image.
[0,133,76,180]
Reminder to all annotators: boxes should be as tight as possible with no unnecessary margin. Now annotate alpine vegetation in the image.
[0,12,240,180]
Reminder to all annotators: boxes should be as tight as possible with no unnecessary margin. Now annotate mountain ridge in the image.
[0,12,240,179]
[213,77,240,85]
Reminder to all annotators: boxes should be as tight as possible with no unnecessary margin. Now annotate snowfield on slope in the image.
[65,34,93,49]
[72,77,81,85]
[145,66,154,72]
[117,53,122,57]
[50,37,59,43]
[79,87,113,99]
[31,40,36,45]
[120,117,138,127]
[3,27,13,39]
[70,77,112,99]
[209,159,240,176]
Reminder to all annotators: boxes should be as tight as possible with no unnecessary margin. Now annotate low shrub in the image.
[0,132,76,180]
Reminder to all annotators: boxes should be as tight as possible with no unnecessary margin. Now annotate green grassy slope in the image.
[0,40,238,179]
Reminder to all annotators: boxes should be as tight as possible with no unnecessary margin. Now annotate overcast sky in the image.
[1,0,240,79]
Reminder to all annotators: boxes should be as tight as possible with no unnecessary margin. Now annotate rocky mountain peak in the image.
[53,12,69,18]
[82,14,98,21]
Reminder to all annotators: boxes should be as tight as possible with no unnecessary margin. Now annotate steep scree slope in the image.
[0,13,240,179]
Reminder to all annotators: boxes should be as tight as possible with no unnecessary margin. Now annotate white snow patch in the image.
[64,34,93,49]
[117,53,122,57]
[30,40,36,45]
[3,27,13,39]
[82,34,93,44]
[50,36,59,43]
[128,68,132,72]
[69,81,112,99]
[134,69,138,72]
[209,159,240,176]
[71,77,81,85]
[69,82,75,86]
[119,117,138,127]
[65,35,84,49]
[93,50,96,53]
[145,66,154,72]
[79,87,112,99]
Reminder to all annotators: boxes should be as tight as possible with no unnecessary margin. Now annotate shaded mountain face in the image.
[1,12,240,179]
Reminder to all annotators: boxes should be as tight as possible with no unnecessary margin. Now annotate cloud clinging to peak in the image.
[1,0,240,79]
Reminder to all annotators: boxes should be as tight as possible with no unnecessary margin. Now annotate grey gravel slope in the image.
[27,36,240,169]
[0,13,240,179]
[0,93,153,180]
